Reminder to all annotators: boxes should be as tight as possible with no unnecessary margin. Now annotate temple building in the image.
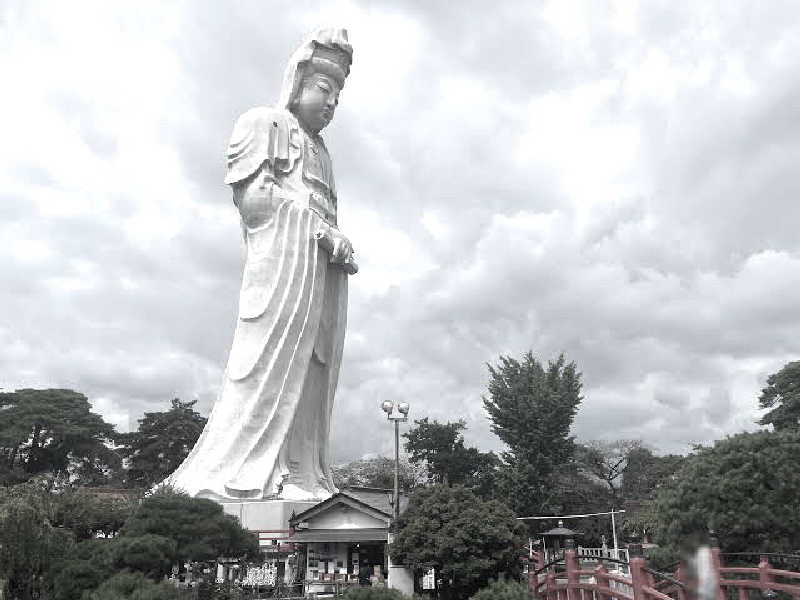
[288,487,410,595]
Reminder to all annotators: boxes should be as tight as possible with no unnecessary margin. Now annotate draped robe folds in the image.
[166,107,347,501]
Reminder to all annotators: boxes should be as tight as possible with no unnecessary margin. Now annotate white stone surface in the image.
[387,534,414,596]
[166,29,355,502]
[220,500,316,531]
[307,504,387,530]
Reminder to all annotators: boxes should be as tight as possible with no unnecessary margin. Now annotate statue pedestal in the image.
[220,500,317,531]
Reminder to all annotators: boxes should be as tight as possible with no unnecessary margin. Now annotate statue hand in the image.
[314,228,358,275]
[329,230,353,264]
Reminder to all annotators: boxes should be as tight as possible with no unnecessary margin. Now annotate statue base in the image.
[219,499,317,531]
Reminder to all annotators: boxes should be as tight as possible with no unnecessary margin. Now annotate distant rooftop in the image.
[339,486,409,516]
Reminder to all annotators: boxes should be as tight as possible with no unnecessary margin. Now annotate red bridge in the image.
[529,546,800,600]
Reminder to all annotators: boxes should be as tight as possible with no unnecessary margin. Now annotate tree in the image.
[483,352,583,516]
[112,534,177,579]
[391,485,523,600]
[50,539,117,600]
[403,418,499,494]
[0,388,120,485]
[119,398,207,489]
[575,440,642,505]
[332,456,425,491]
[53,488,136,540]
[621,447,684,503]
[759,361,800,431]
[652,430,800,555]
[619,447,684,544]
[120,487,259,563]
[0,479,74,600]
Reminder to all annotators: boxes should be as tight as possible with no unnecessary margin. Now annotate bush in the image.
[82,572,183,600]
[121,488,259,562]
[341,587,411,600]
[50,539,117,600]
[470,578,530,600]
[113,534,177,579]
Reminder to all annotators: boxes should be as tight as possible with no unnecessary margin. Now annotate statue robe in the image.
[167,107,346,500]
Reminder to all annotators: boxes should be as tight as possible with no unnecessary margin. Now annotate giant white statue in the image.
[168,28,356,502]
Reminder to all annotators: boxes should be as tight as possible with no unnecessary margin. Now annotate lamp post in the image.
[381,400,409,523]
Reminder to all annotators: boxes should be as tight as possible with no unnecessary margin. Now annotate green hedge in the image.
[470,577,531,600]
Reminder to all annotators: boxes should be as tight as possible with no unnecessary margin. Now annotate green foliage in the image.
[759,361,800,431]
[575,439,641,504]
[470,577,530,600]
[392,484,523,599]
[121,487,259,562]
[113,534,177,579]
[403,418,499,495]
[652,430,800,555]
[119,398,207,489]
[0,388,120,485]
[50,539,117,600]
[483,352,583,516]
[0,479,75,600]
[82,571,184,600]
[54,488,136,540]
[341,587,410,600]
[621,447,684,503]
[332,456,424,491]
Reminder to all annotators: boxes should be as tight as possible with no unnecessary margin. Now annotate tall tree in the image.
[0,388,119,485]
[391,485,523,600]
[652,430,800,556]
[575,439,642,505]
[331,456,425,491]
[759,361,800,431]
[403,418,499,493]
[621,446,684,503]
[483,352,583,516]
[620,447,684,543]
[119,398,206,489]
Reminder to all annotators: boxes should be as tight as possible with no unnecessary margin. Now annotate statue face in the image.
[294,72,341,134]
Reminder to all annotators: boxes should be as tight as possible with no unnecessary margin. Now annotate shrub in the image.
[113,534,177,579]
[342,587,411,600]
[82,572,183,600]
[50,539,117,600]
[470,578,530,600]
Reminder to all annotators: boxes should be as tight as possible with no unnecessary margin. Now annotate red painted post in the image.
[595,564,611,600]
[546,571,556,600]
[758,556,773,595]
[737,587,748,600]
[630,557,647,600]
[711,545,725,600]
[565,549,580,600]
[675,564,687,600]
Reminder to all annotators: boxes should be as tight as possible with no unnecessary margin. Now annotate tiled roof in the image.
[340,487,408,516]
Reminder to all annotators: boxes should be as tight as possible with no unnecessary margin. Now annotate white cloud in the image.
[3,0,800,464]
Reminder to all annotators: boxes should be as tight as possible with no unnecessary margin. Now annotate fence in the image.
[530,547,800,600]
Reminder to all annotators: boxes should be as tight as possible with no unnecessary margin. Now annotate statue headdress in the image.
[278,28,353,111]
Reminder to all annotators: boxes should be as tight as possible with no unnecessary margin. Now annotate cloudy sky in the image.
[3,1,799,461]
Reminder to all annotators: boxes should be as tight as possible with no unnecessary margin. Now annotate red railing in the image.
[530,548,800,600]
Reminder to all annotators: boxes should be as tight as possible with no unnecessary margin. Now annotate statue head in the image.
[279,28,353,134]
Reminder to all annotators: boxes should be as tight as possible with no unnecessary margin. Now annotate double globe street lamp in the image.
[381,400,410,522]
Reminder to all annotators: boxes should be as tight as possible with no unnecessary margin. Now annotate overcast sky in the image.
[3,1,799,461]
